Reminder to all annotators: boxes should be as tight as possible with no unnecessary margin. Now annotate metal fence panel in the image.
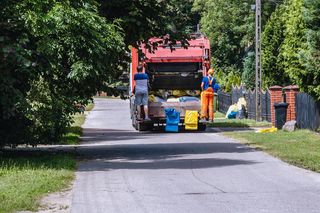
[246,90,256,120]
[261,91,271,122]
[232,86,246,104]
[217,91,232,114]
[296,93,320,130]
[217,87,271,121]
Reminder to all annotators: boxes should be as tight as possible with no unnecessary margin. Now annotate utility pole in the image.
[255,0,262,121]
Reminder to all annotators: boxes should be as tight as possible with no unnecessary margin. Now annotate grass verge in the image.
[224,130,320,172]
[0,102,94,213]
[0,151,76,213]
[211,111,271,128]
[61,103,94,145]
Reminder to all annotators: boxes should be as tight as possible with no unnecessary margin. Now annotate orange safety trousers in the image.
[201,87,214,120]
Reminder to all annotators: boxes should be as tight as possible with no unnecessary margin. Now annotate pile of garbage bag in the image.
[149,90,200,103]
[226,97,247,119]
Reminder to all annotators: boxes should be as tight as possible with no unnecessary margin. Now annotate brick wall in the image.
[284,85,299,121]
[269,85,299,126]
[269,86,283,126]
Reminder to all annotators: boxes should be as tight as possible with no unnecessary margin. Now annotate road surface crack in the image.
[190,159,227,193]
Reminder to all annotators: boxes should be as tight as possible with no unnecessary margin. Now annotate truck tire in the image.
[132,114,138,129]
[198,123,207,131]
[137,122,154,131]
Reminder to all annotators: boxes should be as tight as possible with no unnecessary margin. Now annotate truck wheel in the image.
[132,115,138,129]
[137,122,153,131]
[198,123,207,131]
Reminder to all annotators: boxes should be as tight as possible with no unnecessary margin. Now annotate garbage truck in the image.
[130,34,211,131]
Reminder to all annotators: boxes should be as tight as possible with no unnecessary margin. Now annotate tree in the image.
[99,0,199,47]
[299,0,320,100]
[280,0,307,86]
[0,0,125,146]
[262,3,290,87]
[242,52,255,89]
[0,0,37,146]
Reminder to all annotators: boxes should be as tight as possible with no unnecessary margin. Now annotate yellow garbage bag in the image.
[186,90,201,96]
[148,94,157,102]
[172,90,187,97]
[185,110,198,130]
[256,126,278,133]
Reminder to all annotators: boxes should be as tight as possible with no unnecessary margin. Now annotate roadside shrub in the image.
[0,0,124,147]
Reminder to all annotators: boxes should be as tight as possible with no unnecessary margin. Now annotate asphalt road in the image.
[71,98,320,213]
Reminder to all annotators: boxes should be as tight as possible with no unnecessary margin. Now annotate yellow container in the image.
[185,110,198,130]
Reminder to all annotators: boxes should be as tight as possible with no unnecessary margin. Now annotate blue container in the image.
[165,108,180,132]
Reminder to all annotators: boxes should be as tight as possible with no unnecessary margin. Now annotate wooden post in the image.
[255,0,262,121]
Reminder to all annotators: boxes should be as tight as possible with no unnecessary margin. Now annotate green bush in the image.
[0,0,124,146]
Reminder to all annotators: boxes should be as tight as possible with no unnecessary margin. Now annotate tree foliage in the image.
[100,0,199,47]
[280,0,307,85]
[261,0,320,100]
[262,4,289,87]
[299,0,320,100]
[0,0,124,146]
[242,52,256,90]
[193,0,255,72]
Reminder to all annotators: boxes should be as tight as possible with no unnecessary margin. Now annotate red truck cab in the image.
[130,34,211,131]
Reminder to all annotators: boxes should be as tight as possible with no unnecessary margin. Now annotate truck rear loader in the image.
[130,35,211,131]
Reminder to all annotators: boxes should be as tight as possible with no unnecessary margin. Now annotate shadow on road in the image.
[76,126,260,171]
[81,128,156,143]
[77,157,258,171]
[77,140,256,164]
[81,127,256,144]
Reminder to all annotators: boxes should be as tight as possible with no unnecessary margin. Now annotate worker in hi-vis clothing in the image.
[200,68,216,122]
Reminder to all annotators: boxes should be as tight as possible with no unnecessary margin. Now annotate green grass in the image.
[0,151,76,213]
[214,111,226,119]
[211,118,272,128]
[224,130,320,172]
[211,111,271,128]
[85,103,95,112]
[60,103,94,145]
[0,102,95,213]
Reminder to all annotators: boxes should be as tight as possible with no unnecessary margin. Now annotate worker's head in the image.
[137,65,143,73]
[208,68,214,76]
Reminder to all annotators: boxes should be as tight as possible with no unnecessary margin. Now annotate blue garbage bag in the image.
[227,111,237,119]
[179,96,200,102]
[165,108,180,132]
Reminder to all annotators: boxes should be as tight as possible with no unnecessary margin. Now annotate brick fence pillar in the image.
[269,86,283,126]
[284,85,299,121]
